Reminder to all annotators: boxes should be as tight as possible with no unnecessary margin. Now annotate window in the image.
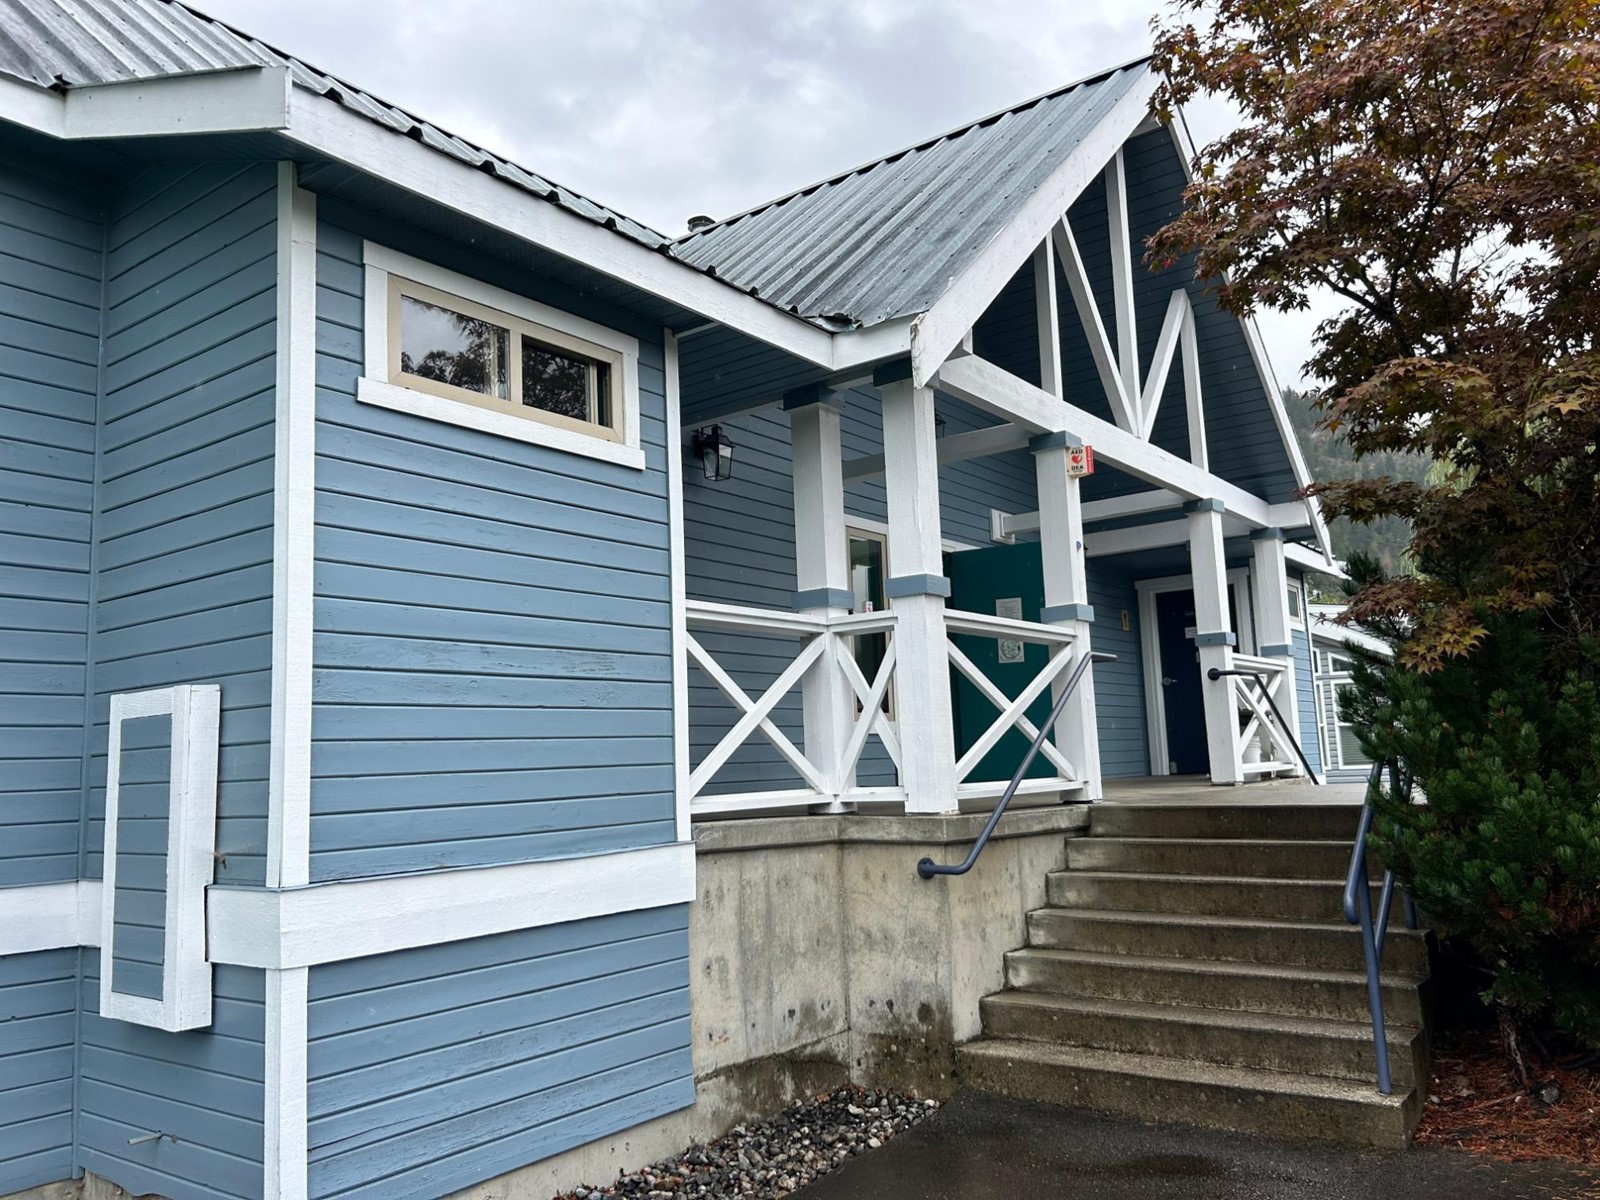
[1316,656,1372,771]
[390,277,622,441]
[1287,581,1306,626]
[847,527,892,715]
[360,243,644,469]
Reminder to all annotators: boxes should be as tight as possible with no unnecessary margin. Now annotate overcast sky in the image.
[197,0,1327,388]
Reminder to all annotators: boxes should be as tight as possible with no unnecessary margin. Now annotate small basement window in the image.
[361,243,644,469]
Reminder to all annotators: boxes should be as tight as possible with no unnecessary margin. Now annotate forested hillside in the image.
[1282,387,1428,579]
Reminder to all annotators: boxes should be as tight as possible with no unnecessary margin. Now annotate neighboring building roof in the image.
[671,59,1152,329]
[0,0,670,248]
[1308,604,1392,657]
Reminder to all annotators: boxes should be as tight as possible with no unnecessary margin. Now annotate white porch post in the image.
[1033,434,1102,800]
[879,369,960,813]
[1251,527,1306,777]
[1185,499,1243,785]
[787,388,854,809]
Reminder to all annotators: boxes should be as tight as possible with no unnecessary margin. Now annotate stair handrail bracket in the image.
[918,651,1116,881]
[684,599,901,816]
[1343,759,1419,1095]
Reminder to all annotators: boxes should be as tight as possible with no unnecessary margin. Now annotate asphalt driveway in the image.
[794,1093,1600,1200]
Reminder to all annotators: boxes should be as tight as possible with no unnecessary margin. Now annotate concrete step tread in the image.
[1080,837,1362,850]
[1032,906,1428,939]
[1049,869,1353,887]
[981,990,1422,1044]
[1004,945,1426,991]
[960,1037,1414,1109]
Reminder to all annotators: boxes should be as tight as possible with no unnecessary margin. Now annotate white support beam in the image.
[790,397,856,806]
[1180,295,1209,470]
[1034,241,1064,398]
[1140,290,1188,440]
[1051,218,1139,432]
[880,378,959,813]
[1106,149,1141,419]
[1035,444,1102,798]
[935,353,1281,529]
[1187,503,1243,784]
[842,422,1030,484]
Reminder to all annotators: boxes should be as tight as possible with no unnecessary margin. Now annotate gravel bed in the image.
[555,1086,941,1199]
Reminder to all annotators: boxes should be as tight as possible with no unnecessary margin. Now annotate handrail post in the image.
[917,652,1115,880]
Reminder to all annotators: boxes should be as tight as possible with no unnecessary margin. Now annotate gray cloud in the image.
[199,0,1324,385]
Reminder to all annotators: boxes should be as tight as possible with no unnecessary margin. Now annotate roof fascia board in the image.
[1167,111,1334,559]
[935,351,1279,528]
[909,64,1160,389]
[283,89,843,371]
[62,65,291,139]
[0,73,66,138]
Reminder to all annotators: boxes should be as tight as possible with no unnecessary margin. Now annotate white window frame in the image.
[359,242,645,470]
[1287,580,1306,628]
[100,684,221,1032]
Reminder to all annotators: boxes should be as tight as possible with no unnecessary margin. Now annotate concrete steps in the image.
[959,1038,1421,1149]
[958,797,1433,1148]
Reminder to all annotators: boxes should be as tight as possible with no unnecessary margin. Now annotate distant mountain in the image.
[1282,387,1428,581]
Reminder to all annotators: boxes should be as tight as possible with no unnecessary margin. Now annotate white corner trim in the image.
[359,241,646,469]
[356,376,647,469]
[665,330,691,843]
[269,166,318,893]
[100,684,221,1033]
[207,841,696,970]
[910,64,1159,387]
[264,967,309,1200]
[0,881,100,955]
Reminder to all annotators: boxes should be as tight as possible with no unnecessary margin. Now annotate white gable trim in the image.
[0,66,291,141]
[909,64,1159,388]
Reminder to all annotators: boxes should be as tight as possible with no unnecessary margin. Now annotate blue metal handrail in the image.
[1343,759,1419,1094]
[917,651,1116,880]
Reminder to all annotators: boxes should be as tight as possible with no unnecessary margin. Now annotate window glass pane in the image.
[1330,654,1354,674]
[399,295,508,398]
[523,338,605,425]
[1286,585,1302,619]
[1338,725,1370,766]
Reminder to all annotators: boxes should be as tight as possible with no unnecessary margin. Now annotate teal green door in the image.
[946,542,1055,784]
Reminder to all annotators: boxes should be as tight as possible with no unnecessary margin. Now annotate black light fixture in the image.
[693,424,734,481]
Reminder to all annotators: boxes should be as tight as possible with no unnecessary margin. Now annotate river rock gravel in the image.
[554,1086,941,1199]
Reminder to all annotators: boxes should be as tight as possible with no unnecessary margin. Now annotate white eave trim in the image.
[0,881,100,955]
[909,64,1160,389]
[0,65,291,141]
[207,841,696,970]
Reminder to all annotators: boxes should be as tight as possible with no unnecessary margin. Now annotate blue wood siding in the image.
[73,161,276,1200]
[310,208,677,880]
[0,949,77,1195]
[0,156,101,888]
[109,712,170,1002]
[1291,631,1323,776]
[77,963,264,1200]
[305,905,693,1200]
[1086,563,1149,777]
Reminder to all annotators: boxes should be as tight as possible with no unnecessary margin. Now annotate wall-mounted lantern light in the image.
[693,425,734,481]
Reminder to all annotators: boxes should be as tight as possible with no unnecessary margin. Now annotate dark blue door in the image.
[1155,589,1209,775]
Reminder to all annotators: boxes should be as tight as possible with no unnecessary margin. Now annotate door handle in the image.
[1161,676,1176,686]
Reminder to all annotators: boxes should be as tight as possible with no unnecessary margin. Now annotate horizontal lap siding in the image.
[0,157,101,889]
[0,950,78,1195]
[1291,625,1323,776]
[305,906,693,1200]
[1086,562,1148,777]
[310,212,675,879]
[77,162,275,1200]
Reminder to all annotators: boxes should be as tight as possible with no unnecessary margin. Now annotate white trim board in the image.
[665,329,692,842]
[0,881,100,955]
[0,66,291,141]
[207,841,696,970]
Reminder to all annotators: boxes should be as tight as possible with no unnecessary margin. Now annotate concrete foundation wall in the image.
[449,806,1086,1199]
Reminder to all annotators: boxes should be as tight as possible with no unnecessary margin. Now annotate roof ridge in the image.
[669,53,1153,246]
[155,0,673,243]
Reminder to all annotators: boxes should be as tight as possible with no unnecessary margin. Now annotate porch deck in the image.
[1101,775,1368,805]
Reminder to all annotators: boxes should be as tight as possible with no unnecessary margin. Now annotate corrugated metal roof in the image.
[672,60,1152,329]
[0,0,670,248]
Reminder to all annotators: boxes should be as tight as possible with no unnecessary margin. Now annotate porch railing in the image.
[1214,653,1308,778]
[945,608,1089,800]
[684,599,900,815]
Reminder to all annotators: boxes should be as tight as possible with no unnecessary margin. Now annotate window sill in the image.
[357,376,647,471]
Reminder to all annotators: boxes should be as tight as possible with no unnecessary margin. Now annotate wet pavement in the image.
[793,1093,1600,1199]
